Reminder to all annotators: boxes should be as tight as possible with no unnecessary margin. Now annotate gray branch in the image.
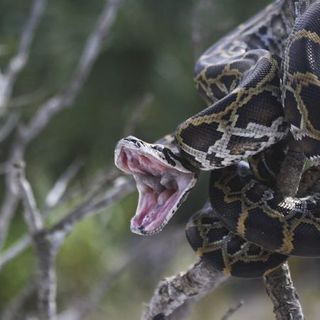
[34,232,58,320]
[0,0,123,251]
[0,0,47,250]
[16,162,44,233]
[0,1,124,318]
[0,234,30,271]
[44,158,84,210]
[49,175,135,238]
[21,0,123,144]
[263,139,305,320]
[142,260,228,320]
[264,263,303,320]
[16,163,57,320]
[0,0,46,111]
[0,174,134,271]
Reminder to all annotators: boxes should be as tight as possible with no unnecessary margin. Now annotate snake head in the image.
[114,136,198,235]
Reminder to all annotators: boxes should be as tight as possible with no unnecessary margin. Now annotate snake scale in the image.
[115,0,320,278]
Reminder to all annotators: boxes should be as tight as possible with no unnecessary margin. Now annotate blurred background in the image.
[0,0,320,319]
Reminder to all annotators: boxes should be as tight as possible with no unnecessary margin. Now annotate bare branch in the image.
[44,158,84,209]
[0,234,30,271]
[0,1,126,318]
[21,0,123,144]
[49,176,135,238]
[11,166,132,319]
[0,0,46,111]
[57,229,184,320]
[59,244,147,320]
[264,263,304,320]
[0,171,133,271]
[0,135,31,251]
[263,139,305,320]
[16,162,44,232]
[16,162,57,320]
[0,0,124,251]
[34,232,58,320]
[142,260,228,320]
[84,167,121,200]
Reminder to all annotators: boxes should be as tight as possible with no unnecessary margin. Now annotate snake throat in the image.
[114,137,197,235]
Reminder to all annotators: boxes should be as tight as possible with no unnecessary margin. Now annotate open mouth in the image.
[115,137,197,235]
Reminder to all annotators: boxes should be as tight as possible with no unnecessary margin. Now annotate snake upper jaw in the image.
[114,136,198,236]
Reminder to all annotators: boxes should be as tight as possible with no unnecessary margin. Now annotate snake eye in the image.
[237,161,250,177]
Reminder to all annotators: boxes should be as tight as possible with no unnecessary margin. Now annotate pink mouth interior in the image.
[117,147,194,234]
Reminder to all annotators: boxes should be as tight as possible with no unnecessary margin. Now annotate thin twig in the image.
[49,176,135,237]
[57,229,184,320]
[0,0,47,250]
[0,0,46,111]
[0,234,30,271]
[0,0,123,251]
[44,158,84,209]
[0,173,133,272]
[21,0,123,144]
[16,162,44,233]
[59,242,156,320]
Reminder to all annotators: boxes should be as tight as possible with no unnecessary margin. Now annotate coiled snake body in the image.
[115,0,320,278]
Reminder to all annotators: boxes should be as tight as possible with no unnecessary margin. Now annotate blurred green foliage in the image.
[1,0,320,319]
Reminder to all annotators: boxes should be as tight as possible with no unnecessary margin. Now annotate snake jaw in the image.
[114,136,197,235]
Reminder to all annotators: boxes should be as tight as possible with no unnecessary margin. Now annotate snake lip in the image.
[114,136,197,235]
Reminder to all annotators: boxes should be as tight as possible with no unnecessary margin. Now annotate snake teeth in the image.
[114,136,197,235]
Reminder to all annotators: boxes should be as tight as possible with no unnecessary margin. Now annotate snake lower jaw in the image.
[114,136,197,235]
[131,172,194,235]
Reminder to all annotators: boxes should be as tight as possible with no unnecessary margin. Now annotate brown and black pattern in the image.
[175,1,291,170]
[186,204,288,278]
[283,1,320,163]
[183,0,320,277]
[208,164,320,257]
[116,0,320,278]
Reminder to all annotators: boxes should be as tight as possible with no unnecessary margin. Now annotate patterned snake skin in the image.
[115,0,320,278]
